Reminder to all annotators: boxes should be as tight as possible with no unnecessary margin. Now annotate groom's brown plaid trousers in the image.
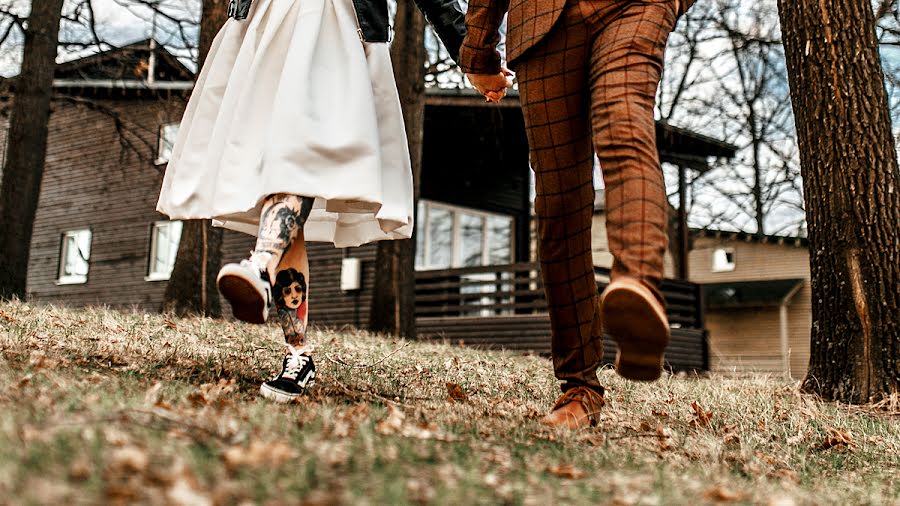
[460,0,693,393]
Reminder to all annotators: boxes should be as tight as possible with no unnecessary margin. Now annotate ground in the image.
[0,301,897,505]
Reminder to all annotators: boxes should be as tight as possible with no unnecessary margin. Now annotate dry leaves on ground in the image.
[546,464,586,480]
[446,382,467,402]
[690,401,713,428]
[703,485,743,502]
[187,379,237,408]
[818,427,854,451]
[222,440,297,471]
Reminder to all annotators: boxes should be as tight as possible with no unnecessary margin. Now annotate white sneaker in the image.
[217,260,272,324]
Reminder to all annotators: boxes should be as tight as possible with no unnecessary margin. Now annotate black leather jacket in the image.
[228,0,466,63]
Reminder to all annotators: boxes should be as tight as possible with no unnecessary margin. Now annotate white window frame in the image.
[416,200,515,270]
[712,247,736,273]
[155,123,179,165]
[57,229,92,285]
[146,220,183,281]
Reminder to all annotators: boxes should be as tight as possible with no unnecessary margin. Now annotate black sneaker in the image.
[259,349,316,403]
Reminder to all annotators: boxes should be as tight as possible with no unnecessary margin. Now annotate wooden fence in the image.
[415,263,708,372]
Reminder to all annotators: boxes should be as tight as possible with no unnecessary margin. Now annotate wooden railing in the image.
[414,263,709,372]
[415,263,705,330]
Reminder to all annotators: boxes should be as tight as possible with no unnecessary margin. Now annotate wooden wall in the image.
[688,236,811,377]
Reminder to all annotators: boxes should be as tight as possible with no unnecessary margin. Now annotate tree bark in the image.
[0,0,65,300]
[778,0,900,403]
[369,0,426,338]
[162,0,229,316]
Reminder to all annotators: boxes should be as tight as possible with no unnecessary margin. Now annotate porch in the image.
[414,263,708,373]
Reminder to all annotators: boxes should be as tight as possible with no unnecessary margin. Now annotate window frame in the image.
[155,123,179,165]
[146,220,183,282]
[57,229,92,285]
[416,200,515,271]
[711,247,737,273]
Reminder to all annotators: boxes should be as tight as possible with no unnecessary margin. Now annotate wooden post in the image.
[677,164,689,280]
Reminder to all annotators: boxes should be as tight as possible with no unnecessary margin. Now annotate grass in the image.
[0,300,898,505]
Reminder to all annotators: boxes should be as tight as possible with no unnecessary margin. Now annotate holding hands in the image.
[467,67,514,103]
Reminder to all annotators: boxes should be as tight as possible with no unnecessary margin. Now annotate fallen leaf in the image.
[375,404,405,435]
[639,420,653,432]
[222,441,296,471]
[187,379,237,407]
[163,319,178,330]
[110,446,149,473]
[722,424,740,446]
[652,409,669,418]
[703,485,742,502]
[546,464,586,480]
[446,383,468,402]
[690,401,713,428]
[818,427,854,451]
[68,456,92,481]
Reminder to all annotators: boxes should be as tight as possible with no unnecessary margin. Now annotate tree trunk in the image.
[778,0,900,403]
[162,0,230,316]
[0,0,65,300]
[369,0,426,338]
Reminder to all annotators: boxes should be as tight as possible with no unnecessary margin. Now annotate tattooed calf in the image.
[273,268,308,347]
[256,195,315,256]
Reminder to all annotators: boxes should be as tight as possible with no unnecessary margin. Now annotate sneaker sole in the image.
[217,270,267,324]
[259,383,300,404]
[601,282,670,382]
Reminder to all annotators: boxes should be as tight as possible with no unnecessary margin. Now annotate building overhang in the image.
[703,278,805,309]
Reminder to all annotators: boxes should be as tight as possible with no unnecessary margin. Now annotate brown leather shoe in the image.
[540,386,605,429]
[600,278,670,382]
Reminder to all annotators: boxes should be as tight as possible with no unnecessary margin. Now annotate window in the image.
[712,247,736,272]
[156,123,179,164]
[415,200,515,270]
[58,229,92,284]
[147,221,183,281]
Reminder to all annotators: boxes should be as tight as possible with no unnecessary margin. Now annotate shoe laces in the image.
[553,386,605,424]
[282,344,314,380]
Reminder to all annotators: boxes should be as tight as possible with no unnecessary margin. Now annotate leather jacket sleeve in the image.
[458,0,508,75]
[413,0,467,64]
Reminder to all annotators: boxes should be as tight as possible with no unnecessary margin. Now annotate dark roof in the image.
[703,278,804,309]
[656,122,738,166]
[52,39,194,90]
[692,228,809,248]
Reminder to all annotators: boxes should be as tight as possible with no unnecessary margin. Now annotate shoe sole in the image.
[258,381,314,404]
[601,283,670,382]
[217,270,267,324]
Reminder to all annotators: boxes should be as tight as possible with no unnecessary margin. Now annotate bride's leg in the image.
[217,193,313,324]
[271,234,311,349]
[259,230,317,403]
[249,194,314,281]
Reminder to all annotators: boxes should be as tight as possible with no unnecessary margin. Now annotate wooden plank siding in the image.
[688,236,811,377]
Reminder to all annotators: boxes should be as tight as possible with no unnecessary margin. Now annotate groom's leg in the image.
[516,5,604,394]
[587,0,675,301]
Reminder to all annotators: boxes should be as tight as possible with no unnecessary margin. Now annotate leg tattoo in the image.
[250,194,314,275]
[272,268,308,347]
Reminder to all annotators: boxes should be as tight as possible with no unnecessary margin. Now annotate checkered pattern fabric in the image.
[459,0,693,74]
[464,0,679,392]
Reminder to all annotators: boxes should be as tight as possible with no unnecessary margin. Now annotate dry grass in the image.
[0,300,898,505]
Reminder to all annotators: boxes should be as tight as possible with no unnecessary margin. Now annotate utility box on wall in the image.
[340,257,362,292]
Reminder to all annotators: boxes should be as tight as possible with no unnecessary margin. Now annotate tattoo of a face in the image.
[273,268,308,347]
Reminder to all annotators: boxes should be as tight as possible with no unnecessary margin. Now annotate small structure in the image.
[689,230,810,377]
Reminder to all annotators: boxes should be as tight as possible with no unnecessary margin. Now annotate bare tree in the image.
[0,0,66,300]
[658,0,804,237]
[369,0,427,338]
[162,0,226,317]
[778,0,900,403]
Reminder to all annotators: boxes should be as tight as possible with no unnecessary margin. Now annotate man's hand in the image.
[467,69,513,103]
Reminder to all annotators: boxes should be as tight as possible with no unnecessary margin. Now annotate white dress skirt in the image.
[156,0,414,247]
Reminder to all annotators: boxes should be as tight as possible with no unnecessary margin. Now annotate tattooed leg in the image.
[249,194,314,280]
[272,234,311,348]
